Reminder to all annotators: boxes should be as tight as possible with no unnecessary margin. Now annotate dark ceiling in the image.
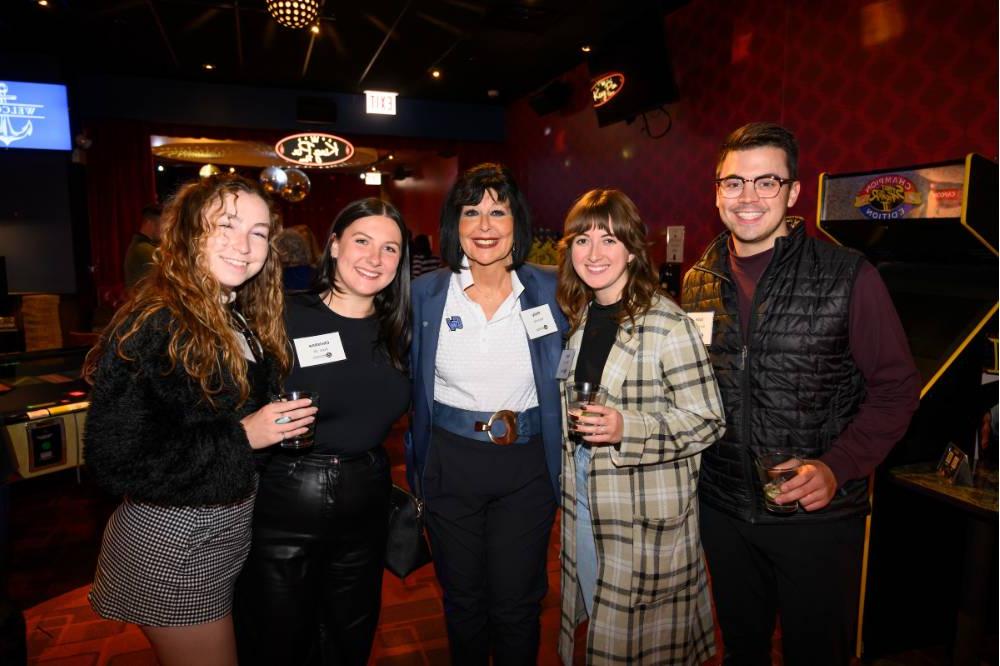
[3,0,688,105]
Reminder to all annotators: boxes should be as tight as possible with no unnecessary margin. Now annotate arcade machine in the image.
[0,347,89,665]
[817,154,998,662]
[0,349,90,481]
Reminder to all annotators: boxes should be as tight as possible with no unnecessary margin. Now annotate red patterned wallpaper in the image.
[505,0,998,272]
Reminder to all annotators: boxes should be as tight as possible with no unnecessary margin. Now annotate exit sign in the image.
[365,90,398,115]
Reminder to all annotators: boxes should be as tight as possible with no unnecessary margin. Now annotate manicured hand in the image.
[775,459,838,511]
[241,398,317,449]
[573,404,624,446]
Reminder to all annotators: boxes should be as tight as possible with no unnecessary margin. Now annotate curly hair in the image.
[556,188,662,335]
[85,174,291,405]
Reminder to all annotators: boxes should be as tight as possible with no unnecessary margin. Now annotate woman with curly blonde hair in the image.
[83,174,317,666]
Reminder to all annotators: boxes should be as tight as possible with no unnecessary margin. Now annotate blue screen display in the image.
[0,79,72,151]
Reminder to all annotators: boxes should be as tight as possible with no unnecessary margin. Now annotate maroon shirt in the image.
[730,243,921,487]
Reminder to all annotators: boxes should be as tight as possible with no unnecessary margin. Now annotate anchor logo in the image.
[0,82,41,147]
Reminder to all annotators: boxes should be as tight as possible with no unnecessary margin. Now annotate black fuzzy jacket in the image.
[84,308,280,506]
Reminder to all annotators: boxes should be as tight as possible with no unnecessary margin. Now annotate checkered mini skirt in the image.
[89,490,255,627]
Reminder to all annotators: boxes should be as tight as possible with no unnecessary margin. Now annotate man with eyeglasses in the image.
[682,122,920,666]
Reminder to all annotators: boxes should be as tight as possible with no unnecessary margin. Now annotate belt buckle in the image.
[473,410,518,446]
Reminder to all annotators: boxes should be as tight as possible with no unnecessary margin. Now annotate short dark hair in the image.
[141,203,162,221]
[439,163,532,273]
[716,122,799,180]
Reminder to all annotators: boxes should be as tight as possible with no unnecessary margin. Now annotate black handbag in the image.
[385,484,432,578]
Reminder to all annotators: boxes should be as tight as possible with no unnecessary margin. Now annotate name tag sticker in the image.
[293,332,347,368]
[687,312,715,346]
[520,304,559,339]
[555,348,577,380]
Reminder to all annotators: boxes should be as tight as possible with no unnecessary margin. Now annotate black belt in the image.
[433,401,541,445]
[278,448,381,465]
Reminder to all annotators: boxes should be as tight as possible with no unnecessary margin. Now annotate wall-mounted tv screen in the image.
[0,79,72,151]
[586,13,679,128]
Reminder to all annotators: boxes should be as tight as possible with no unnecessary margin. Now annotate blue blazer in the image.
[407,264,567,500]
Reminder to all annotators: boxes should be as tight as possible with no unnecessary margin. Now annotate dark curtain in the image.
[84,120,156,310]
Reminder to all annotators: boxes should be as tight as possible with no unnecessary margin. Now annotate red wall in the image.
[505,0,998,271]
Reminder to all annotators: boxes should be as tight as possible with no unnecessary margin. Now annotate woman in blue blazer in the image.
[408,163,566,665]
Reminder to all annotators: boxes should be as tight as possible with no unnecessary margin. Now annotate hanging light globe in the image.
[265,0,320,29]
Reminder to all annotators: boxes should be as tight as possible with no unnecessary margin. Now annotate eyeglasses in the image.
[714,175,796,199]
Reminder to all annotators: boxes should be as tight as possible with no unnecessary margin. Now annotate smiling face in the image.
[202,191,271,289]
[716,145,800,256]
[570,223,634,305]
[330,214,403,304]
[458,189,514,268]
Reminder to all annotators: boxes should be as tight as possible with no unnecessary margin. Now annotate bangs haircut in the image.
[556,188,662,335]
[439,162,532,272]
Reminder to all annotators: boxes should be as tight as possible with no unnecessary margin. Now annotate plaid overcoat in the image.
[558,295,725,665]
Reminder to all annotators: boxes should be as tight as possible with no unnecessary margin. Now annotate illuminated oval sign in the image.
[275,133,355,167]
[591,72,626,108]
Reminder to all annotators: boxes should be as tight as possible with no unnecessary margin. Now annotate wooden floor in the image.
[12,425,578,666]
[8,425,956,665]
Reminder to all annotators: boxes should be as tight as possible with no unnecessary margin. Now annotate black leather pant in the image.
[234,447,390,666]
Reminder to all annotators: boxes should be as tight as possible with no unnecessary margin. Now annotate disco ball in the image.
[281,169,311,203]
[259,166,288,195]
[265,0,320,29]
[199,164,221,178]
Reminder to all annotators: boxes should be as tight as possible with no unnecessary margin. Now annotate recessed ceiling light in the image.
[157,165,164,172]
[310,24,320,34]
[388,154,394,160]
[581,45,592,53]
[203,63,215,71]
[37,0,49,6]
[431,69,441,79]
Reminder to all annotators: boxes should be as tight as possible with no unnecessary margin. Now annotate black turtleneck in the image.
[574,300,622,386]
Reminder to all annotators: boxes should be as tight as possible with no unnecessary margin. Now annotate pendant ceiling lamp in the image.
[265,0,320,29]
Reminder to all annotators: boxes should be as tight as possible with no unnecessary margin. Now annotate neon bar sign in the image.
[275,133,355,167]
[591,72,626,108]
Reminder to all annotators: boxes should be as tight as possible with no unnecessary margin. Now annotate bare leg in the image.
[141,615,238,666]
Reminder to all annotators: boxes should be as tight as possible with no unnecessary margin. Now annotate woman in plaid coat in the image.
[556,189,725,665]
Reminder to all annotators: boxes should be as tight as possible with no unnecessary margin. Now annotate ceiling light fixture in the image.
[37,0,49,6]
[431,69,441,79]
[203,63,215,70]
[581,45,592,53]
[266,0,321,30]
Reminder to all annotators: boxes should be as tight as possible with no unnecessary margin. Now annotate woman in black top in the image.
[235,198,411,666]
[85,175,315,666]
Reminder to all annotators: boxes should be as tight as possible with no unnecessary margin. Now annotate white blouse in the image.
[433,267,539,412]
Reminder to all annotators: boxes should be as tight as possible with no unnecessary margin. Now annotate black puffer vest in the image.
[682,222,868,523]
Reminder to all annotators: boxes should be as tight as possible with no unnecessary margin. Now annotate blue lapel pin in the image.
[446,316,464,331]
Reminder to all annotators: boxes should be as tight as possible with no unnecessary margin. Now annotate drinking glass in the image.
[272,390,319,449]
